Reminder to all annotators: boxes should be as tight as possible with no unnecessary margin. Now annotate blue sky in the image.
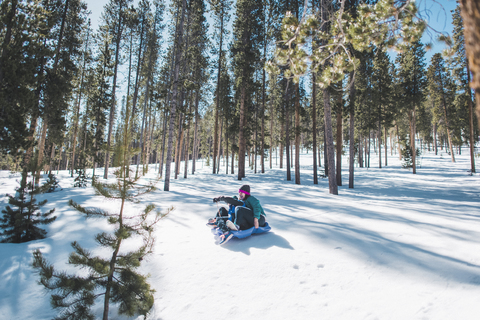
[84,0,459,64]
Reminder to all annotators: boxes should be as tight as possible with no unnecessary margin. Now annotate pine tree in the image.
[396,41,426,174]
[446,5,476,172]
[102,0,132,179]
[32,80,169,320]
[232,0,264,180]
[45,172,61,192]
[427,53,456,162]
[371,45,394,168]
[0,172,56,243]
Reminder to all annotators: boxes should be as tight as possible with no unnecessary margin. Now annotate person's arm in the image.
[213,196,243,207]
[254,218,259,228]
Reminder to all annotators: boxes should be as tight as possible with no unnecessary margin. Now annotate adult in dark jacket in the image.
[213,185,266,230]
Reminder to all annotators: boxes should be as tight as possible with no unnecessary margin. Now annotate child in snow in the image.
[212,184,267,231]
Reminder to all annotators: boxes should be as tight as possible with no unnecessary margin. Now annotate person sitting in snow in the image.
[211,184,267,231]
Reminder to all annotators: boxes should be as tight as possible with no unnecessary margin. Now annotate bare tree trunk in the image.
[294,83,300,184]
[348,72,355,188]
[466,62,476,172]
[104,1,124,179]
[378,120,382,168]
[164,0,186,191]
[280,121,284,169]
[443,99,456,162]
[409,108,417,174]
[213,6,224,174]
[285,82,291,181]
[312,73,318,185]
[184,102,191,179]
[336,96,342,186]
[384,126,388,166]
[192,88,200,175]
[323,89,338,194]
[175,114,185,179]
[71,29,89,176]
[237,86,246,180]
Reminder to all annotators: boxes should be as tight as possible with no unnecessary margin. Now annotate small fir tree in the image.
[400,139,421,169]
[32,80,171,319]
[73,168,88,188]
[0,171,56,243]
[45,173,61,192]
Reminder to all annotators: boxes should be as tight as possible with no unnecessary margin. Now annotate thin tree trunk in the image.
[378,120,382,168]
[295,83,300,184]
[104,1,124,179]
[324,89,338,194]
[384,126,388,166]
[312,73,318,185]
[348,71,355,188]
[217,117,223,174]
[409,108,416,174]
[237,86,246,180]
[443,99,456,162]
[336,96,342,186]
[192,88,200,175]
[71,28,89,176]
[175,114,184,179]
[164,0,186,191]
[467,63,476,172]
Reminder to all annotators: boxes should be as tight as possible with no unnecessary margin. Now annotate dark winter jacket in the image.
[218,195,266,220]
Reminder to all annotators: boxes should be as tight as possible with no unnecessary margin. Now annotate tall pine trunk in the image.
[237,86,246,180]
[348,71,356,188]
[213,5,224,174]
[323,89,338,194]
[104,1,124,179]
[336,95,342,186]
[164,0,186,191]
[37,0,70,183]
[294,83,300,184]
[466,62,476,172]
[312,73,318,185]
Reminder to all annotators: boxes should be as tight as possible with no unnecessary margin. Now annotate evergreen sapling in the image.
[32,88,171,320]
[0,171,56,243]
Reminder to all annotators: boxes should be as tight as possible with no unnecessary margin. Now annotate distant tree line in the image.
[0,0,477,195]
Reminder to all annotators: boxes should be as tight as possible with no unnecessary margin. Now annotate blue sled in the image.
[215,222,271,239]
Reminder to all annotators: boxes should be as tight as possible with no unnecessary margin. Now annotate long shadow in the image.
[273,211,480,285]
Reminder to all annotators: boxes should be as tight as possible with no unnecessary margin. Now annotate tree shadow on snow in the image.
[272,210,480,286]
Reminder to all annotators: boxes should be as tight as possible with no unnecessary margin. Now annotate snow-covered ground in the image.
[1,149,479,320]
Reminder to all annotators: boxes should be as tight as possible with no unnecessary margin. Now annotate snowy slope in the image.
[1,150,479,320]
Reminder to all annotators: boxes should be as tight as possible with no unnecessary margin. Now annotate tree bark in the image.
[348,72,355,189]
[466,62,476,173]
[213,4,224,174]
[323,89,338,195]
[312,73,318,185]
[237,86,246,180]
[460,0,480,130]
[336,94,342,186]
[104,0,123,179]
[409,108,416,174]
[294,83,300,184]
[164,0,186,191]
